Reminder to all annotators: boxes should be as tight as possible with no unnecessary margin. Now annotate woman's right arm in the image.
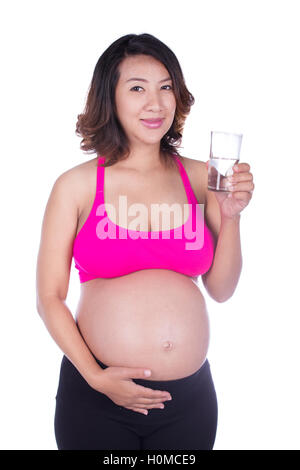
[35,168,103,386]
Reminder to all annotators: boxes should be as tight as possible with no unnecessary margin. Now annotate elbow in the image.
[213,284,239,303]
[214,293,233,303]
[203,283,236,303]
[36,294,65,318]
[203,267,242,304]
[36,295,56,318]
[204,288,230,303]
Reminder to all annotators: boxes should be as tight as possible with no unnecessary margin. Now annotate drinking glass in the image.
[208,131,243,191]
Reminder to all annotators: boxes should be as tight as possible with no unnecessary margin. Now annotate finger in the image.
[137,386,171,400]
[136,396,171,405]
[228,182,255,193]
[132,402,165,409]
[228,172,253,183]
[147,403,165,409]
[234,162,251,173]
[230,191,253,201]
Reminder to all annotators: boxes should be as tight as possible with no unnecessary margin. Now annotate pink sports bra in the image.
[73,154,215,283]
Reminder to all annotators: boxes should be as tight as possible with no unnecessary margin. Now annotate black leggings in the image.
[54,355,218,450]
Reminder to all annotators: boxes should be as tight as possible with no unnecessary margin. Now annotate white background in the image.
[1,0,299,450]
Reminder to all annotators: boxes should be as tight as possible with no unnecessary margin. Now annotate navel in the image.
[163,341,173,350]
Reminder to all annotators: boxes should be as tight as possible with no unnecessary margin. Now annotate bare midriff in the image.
[75,268,209,381]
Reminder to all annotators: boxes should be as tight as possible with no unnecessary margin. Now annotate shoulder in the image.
[52,157,97,212]
[180,155,206,173]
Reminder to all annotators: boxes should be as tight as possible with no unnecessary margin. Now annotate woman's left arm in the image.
[202,162,254,303]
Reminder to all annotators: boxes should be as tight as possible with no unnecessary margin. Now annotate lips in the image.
[141,118,164,129]
[142,119,164,123]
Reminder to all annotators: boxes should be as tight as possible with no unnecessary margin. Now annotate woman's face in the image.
[114,54,176,149]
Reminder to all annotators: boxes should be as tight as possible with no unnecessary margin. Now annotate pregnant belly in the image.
[75,269,210,380]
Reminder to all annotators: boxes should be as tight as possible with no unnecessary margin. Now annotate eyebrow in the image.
[125,77,172,83]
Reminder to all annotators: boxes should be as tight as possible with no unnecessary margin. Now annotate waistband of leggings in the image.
[92,355,210,389]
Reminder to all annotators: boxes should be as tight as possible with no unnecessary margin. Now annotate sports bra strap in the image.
[172,154,198,205]
[97,155,105,195]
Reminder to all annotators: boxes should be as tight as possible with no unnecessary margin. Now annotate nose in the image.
[144,90,163,112]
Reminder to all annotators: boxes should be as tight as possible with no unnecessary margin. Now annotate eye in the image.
[130,86,143,92]
[162,85,173,90]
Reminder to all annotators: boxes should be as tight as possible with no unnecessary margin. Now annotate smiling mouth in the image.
[141,118,164,122]
[141,119,164,129]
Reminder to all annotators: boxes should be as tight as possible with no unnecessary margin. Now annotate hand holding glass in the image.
[208,131,243,191]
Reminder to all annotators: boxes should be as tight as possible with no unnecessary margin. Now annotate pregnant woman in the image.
[36,33,254,450]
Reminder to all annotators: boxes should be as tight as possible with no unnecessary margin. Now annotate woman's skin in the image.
[36,54,254,415]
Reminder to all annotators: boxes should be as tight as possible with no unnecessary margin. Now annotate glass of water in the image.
[208,131,243,191]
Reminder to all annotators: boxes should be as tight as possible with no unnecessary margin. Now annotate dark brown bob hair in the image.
[75,33,195,168]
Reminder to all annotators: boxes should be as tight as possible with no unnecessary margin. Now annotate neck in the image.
[119,149,170,172]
